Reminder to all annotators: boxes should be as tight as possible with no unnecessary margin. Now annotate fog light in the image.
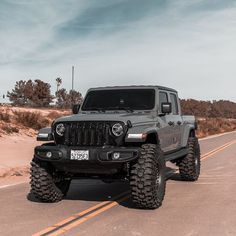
[113,152,120,160]
[46,152,52,158]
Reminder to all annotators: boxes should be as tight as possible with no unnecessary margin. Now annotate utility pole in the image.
[71,66,75,104]
[72,66,74,91]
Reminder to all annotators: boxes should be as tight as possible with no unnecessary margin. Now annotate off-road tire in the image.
[178,137,201,181]
[30,161,70,202]
[130,144,166,209]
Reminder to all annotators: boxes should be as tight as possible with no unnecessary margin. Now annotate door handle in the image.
[168,121,174,126]
[177,121,182,125]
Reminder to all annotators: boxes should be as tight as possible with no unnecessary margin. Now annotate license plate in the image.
[70,150,89,161]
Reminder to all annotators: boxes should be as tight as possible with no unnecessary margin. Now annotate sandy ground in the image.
[0,106,69,185]
[0,134,41,185]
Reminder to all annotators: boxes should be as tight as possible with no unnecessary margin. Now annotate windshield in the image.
[82,89,155,111]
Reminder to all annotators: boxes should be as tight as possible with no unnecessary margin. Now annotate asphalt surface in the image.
[0,132,236,236]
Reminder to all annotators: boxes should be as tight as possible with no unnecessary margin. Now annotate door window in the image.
[170,93,179,115]
[159,91,168,108]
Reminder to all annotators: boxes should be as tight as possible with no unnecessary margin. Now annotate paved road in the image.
[0,132,236,236]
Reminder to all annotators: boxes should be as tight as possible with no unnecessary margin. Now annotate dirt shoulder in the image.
[0,134,40,178]
[0,106,70,186]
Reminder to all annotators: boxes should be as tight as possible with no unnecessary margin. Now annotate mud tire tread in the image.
[30,161,64,202]
[130,144,166,209]
[178,137,201,181]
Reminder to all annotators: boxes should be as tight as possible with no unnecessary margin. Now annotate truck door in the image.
[168,92,182,149]
[158,91,174,152]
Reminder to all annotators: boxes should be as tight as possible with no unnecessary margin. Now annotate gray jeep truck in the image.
[30,86,200,209]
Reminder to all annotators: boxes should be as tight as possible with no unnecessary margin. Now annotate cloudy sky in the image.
[1,0,236,102]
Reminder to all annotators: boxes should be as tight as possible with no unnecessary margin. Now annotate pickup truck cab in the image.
[31,86,200,209]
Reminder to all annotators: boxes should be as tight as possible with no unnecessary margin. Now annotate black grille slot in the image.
[55,121,124,147]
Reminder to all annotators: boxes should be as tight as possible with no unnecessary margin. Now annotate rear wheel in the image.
[130,144,166,209]
[178,137,201,181]
[30,160,71,202]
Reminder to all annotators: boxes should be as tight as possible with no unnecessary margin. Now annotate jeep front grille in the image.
[54,121,125,147]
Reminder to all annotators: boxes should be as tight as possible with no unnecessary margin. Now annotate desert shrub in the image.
[181,99,236,119]
[13,110,50,130]
[1,124,19,134]
[0,110,10,122]
[47,111,61,120]
[62,111,71,116]
[48,110,71,120]
[197,118,236,138]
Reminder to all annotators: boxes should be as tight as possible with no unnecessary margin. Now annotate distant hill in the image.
[180,99,236,119]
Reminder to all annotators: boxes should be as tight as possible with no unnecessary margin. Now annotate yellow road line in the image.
[33,139,236,236]
[48,195,129,236]
[32,191,130,236]
[201,140,236,161]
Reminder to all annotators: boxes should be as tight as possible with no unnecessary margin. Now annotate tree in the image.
[8,79,53,107]
[31,80,53,107]
[69,90,83,105]
[55,88,67,108]
[56,89,83,108]
[7,80,34,106]
[56,77,62,93]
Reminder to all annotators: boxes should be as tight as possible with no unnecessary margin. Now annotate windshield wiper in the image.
[119,107,134,113]
[88,107,106,113]
[107,106,134,113]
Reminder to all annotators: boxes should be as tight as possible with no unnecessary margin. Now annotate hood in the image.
[55,112,156,126]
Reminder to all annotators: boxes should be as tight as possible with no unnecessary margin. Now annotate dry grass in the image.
[1,106,236,139]
[47,111,61,120]
[13,110,50,130]
[1,124,19,134]
[0,109,11,123]
[47,110,70,120]
[0,106,70,137]
[197,118,236,138]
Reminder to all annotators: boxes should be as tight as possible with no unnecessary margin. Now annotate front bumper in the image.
[34,145,140,176]
[34,145,140,163]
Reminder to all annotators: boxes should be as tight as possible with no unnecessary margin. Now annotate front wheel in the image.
[30,160,71,202]
[130,144,166,209]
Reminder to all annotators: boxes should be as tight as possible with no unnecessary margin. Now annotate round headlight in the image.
[56,123,65,136]
[112,123,124,137]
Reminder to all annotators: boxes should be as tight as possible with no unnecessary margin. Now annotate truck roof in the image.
[88,85,177,93]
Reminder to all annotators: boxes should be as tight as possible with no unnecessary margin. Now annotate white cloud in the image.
[1,0,236,102]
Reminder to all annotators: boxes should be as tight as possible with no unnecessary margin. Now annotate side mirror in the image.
[161,102,172,114]
[72,104,80,114]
